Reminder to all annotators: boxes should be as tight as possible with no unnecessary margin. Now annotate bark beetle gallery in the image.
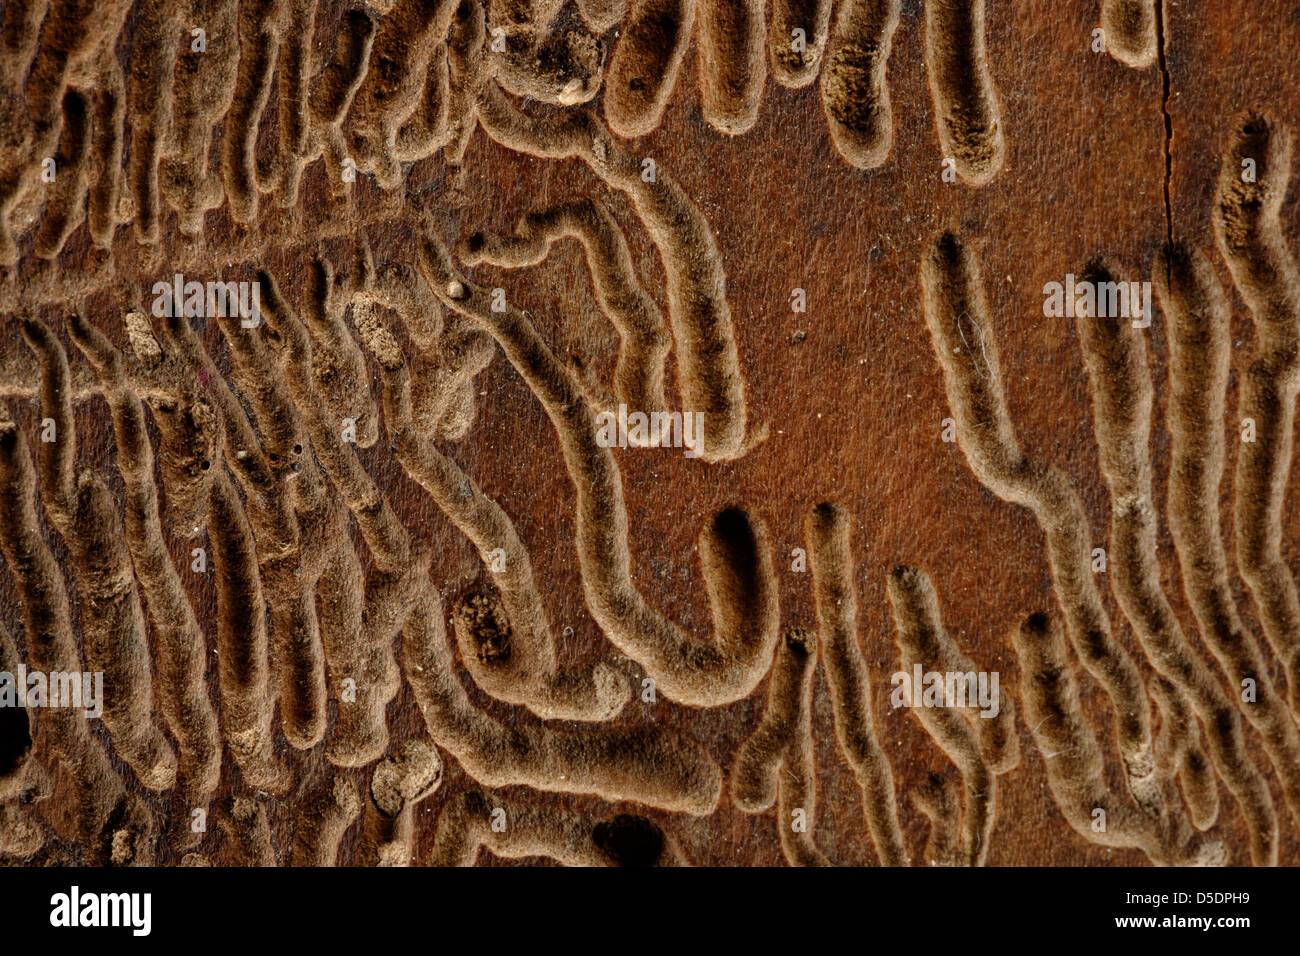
[0,0,1298,867]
